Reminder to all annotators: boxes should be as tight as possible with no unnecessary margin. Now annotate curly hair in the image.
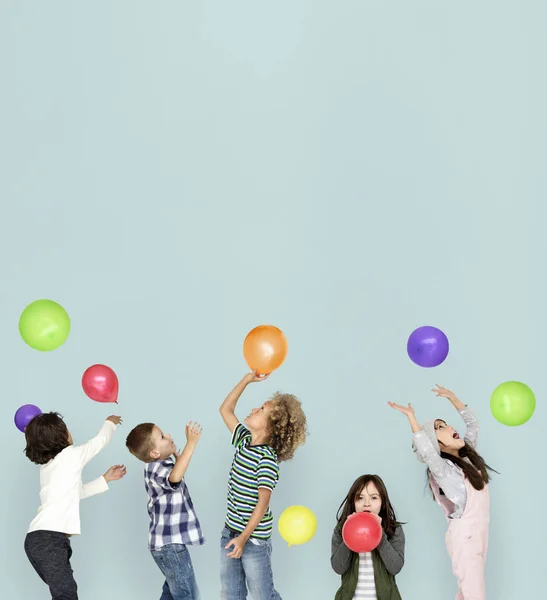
[267,392,308,462]
[24,412,71,465]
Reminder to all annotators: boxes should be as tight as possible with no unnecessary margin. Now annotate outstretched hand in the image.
[104,464,126,482]
[387,401,415,418]
[431,384,456,401]
[185,421,203,444]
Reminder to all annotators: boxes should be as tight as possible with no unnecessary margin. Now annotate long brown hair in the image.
[428,443,498,496]
[336,474,402,538]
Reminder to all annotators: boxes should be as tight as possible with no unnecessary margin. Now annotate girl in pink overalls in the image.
[389,385,497,600]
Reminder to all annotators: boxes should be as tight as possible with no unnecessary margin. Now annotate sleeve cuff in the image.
[82,475,109,498]
[230,423,242,444]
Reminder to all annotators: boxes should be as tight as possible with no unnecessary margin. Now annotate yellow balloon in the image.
[278,505,317,547]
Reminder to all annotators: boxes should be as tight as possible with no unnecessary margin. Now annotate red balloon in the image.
[82,364,119,403]
[342,512,383,553]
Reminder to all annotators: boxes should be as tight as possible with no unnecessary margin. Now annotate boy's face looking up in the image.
[148,425,177,461]
[244,400,274,438]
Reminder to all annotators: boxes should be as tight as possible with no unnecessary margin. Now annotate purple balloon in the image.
[407,326,449,368]
[14,404,42,433]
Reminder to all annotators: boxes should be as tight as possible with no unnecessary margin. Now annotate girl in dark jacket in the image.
[331,474,405,600]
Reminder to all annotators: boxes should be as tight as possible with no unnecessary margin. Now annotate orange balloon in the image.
[243,325,288,375]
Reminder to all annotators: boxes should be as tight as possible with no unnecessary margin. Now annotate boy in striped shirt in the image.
[219,371,308,599]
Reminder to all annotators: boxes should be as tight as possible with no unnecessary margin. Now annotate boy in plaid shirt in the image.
[126,420,205,600]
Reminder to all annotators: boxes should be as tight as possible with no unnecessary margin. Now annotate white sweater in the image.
[27,420,117,536]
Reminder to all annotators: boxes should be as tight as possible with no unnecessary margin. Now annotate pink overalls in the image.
[431,475,490,600]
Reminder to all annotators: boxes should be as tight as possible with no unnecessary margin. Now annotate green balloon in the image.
[490,381,536,426]
[19,299,71,351]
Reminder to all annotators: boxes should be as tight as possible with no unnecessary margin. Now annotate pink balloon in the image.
[82,364,119,403]
[342,512,383,553]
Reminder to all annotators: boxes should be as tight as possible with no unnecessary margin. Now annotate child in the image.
[219,371,308,600]
[389,385,496,600]
[24,412,125,600]
[126,420,204,600]
[331,474,405,600]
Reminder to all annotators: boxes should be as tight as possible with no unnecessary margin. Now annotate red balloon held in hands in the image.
[342,512,383,553]
[82,364,119,403]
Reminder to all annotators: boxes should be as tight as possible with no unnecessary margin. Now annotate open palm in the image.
[387,401,415,417]
[104,464,126,482]
[431,384,456,400]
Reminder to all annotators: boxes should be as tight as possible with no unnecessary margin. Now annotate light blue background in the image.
[1,1,545,598]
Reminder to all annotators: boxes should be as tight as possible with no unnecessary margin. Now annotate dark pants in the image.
[24,530,78,600]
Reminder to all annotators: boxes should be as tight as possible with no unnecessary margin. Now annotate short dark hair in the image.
[24,412,71,465]
[126,423,156,462]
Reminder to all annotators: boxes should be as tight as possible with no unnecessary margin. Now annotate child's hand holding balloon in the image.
[243,370,271,384]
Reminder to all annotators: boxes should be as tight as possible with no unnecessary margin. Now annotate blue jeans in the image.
[220,527,282,600]
[150,544,200,600]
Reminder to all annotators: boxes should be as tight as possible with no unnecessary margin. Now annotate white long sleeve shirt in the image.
[27,420,117,535]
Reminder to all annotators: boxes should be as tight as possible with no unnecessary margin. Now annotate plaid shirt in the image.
[144,458,205,550]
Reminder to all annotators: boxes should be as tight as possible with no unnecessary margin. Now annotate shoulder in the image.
[146,459,172,476]
[332,523,343,540]
[234,422,250,435]
[47,446,78,466]
[233,422,251,443]
[259,445,278,461]
[390,524,405,540]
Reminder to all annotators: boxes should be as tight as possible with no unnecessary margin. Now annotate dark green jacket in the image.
[331,525,404,600]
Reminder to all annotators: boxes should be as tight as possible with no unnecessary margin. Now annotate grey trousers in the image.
[24,530,78,600]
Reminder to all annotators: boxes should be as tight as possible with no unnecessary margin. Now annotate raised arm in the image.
[388,401,451,481]
[81,464,126,500]
[459,406,479,448]
[169,422,202,484]
[331,526,353,575]
[219,372,269,432]
[73,416,121,467]
[432,385,479,447]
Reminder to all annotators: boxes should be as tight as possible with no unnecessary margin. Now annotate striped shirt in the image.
[353,552,377,599]
[144,458,205,550]
[225,423,280,539]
